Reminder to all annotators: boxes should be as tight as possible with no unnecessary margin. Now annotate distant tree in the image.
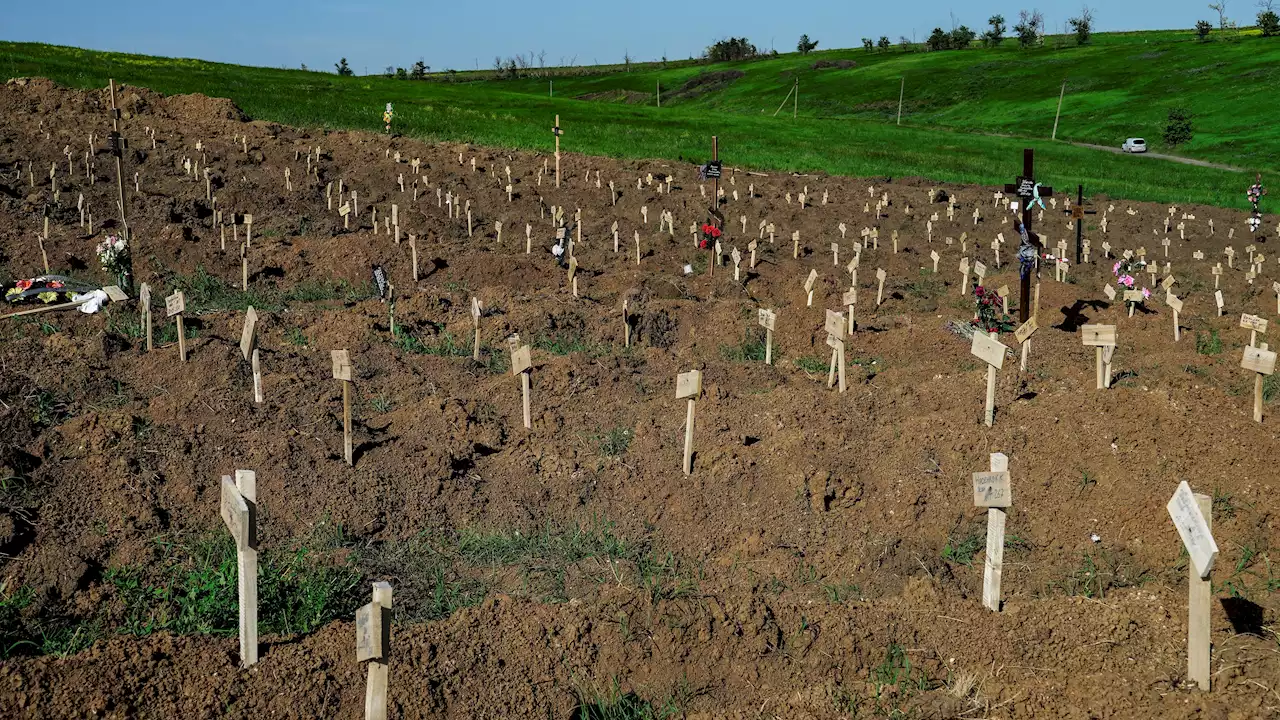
[395,67,408,80]
[1068,6,1095,45]
[1208,2,1229,29]
[300,63,308,71]
[1259,9,1280,35]
[706,37,758,62]
[951,25,977,48]
[927,27,952,51]
[878,36,892,50]
[1014,9,1045,47]
[899,35,914,49]
[797,34,820,54]
[1196,19,1214,39]
[335,58,353,76]
[1164,108,1194,147]
[862,38,875,51]
[984,14,1008,46]
[410,60,428,79]
[383,66,395,78]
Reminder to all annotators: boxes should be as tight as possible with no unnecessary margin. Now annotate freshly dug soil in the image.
[0,77,1277,719]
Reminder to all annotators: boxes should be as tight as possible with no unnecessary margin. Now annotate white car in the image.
[1122,138,1147,153]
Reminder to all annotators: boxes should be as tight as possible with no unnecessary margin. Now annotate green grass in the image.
[718,329,768,363]
[942,530,984,567]
[108,535,362,637]
[573,680,681,720]
[2,33,1273,208]
[596,427,634,457]
[1196,329,1224,356]
[533,331,608,357]
[1055,550,1151,599]
[793,356,828,374]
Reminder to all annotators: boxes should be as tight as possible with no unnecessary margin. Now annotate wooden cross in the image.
[1166,481,1217,691]
[1066,185,1096,264]
[1003,149,1053,323]
[974,453,1011,611]
[1082,325,1117,390]
[356,581,393,720]
[220,470,258,667]
[676,370,703,474]
[166,291,187,362]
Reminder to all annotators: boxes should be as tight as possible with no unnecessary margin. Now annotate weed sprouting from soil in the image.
[369,395,393,413]
[534,331,608,357]
[572,679,681,720]
[108,534,362,637]
[1055,549,1151,598]
[793,356,828,374]
[719,328,768,363]
[1196,329,1223,356]
[942,530,984,567]
[597,428,634,457]
[286,327,309,346]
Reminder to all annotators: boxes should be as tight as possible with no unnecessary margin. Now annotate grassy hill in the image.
[2,31,1276,209]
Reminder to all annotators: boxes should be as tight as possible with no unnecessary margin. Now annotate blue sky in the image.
[4,1,1225,74]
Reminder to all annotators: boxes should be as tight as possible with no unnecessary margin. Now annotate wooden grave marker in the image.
[356,581,393,720]
[240,307,262,403]
[930,250,940,273]
[758,309,776,365]
[804,269,818,307]
[976,453,1010,611]
[1241,344,1277,423]
[676,370,703,475]
[512,343,533,429]
[1168,292,1184,342]
[165,291,187,362]
[1014,315,1038,372]
[825,310,847,393]
[220,470,258,667]
[1240,314,1268,348]
[332,350,354,465]
[876,268,887,306]
[1166,481,1217,691]
[1082,324,1117,389]
[139,282,153,352]
[970,331,1007,426]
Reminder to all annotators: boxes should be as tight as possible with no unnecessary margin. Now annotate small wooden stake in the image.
[139,283,153,352]
[512,343,532,429]
[1242,343,1276,423]
[166,291,187,362]
[332,351,354,465]
[220,470,258,667]
[758,309,776,365]
[1167,482,1217,692]
[471,297,483,361]
[876,268,887,306]
[357,581,393,720]
[677,370,702,475]
[971,331,1006,427]
[977,453,1010,612]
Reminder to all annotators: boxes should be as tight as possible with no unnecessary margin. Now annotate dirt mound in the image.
[666,70,745,101]
[0,77,1277,719]
[812,59,858,70]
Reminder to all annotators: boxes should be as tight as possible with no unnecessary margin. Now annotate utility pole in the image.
[1052,79,1067,140]
[897,77,905,126]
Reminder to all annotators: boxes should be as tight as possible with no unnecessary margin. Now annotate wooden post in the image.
[971,331,1006,427]
[975,454,1011,612]
[1242,344,1276,423]
[553,115,561,188]
[1014,316,1037,374]
[332,351,354,466]
[356,581,393,720]
[677,370,702,475]
[166,291,187,362]
[1168,293,1183,342]
[1083,325,1117,390]
[623,299,631,347]
[241,307,261,404]
[108,80,131,285]
[825,311,847,393]
[758,309,775,365]
[1167,482,1218,692]
[410,236,419,281]
[241,243,249,291]
[876,268,887,306]
[139,283,153,352]
[511,343,532,429]
[220,470,258,667]
[471,297,483,361]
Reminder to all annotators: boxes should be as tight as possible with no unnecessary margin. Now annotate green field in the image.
[3,30,1276,209]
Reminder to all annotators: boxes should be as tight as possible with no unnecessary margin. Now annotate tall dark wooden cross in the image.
[1067,185,1096,265]
[1003,149,1052,323]
[707,136,724,229]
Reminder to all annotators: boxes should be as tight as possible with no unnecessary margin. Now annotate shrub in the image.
[1164,107,1194,147]
[1195,19,1213,41]
[1260,11,1280,36]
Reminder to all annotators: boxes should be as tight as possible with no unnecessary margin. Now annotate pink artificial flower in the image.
[1113,261,1122,273]
[15,279,32,291]
[1121,275,1135,287]
[1142,288,1151,299]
